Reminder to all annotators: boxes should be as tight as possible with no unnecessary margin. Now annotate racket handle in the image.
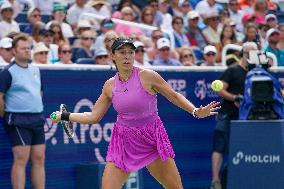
[51,113,57,120]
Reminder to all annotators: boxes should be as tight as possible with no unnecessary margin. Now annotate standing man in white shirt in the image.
[0,1,19,38]
[0,37,13,65]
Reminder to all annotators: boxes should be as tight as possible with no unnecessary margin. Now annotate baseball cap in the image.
[111,38,136,53]
[0,37,12,48]
[204,45,217,54]
[95,47,108,58]
[33,42,49,54]
[265,14,277,22]
[27,7,40,17]
[133,41,144,48]
[266,28,280,40]
[101,18,114,28]
[0,1,13,11]
[157,38,170,49]
[186,10,199,20]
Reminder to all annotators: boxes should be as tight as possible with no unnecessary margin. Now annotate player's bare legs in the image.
[30,144,46,189]
[147,158,183,189]
[11,146,31,189]
[102,162,130,189]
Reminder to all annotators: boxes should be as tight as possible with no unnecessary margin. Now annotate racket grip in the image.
[51,113,57,120]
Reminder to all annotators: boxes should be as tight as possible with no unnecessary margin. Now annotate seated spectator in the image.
[73,30,95,61]
[140,6,156,37]
[0,37,13,64]
[73,19,93,48]
[158,0,173,31]
[178,46,196,66]
[265,28,284,66]
[66,0,92,29]
[23,7,42,34]
[31,21,45,43]
[265,14,278,29]
[34,0,54,15]
[133,41,151,67]
[252,0,267,25]
[113,0,141,19]
[46,3,74,38]
[94,47,110,65]
[104,30,119,54]
[242,23,260,48]
[178,0,192,29]
[0,1,19,38]
[93,18,115,51]
[32,42,50,64]
[39,28,59,63]
[216,24,238,63]
[152,38,182,66]
[115,6,143,37]
[186,10,207,49]
[147,29,179,63]
[171,16,190,48]
[49,21,69,46]
[55,43,73,64]
[87,0,111,18]
[195,0,220,19]
[200,45,218,66]
[202,12,221,45]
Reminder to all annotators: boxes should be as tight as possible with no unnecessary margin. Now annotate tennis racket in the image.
[51,104,74,138]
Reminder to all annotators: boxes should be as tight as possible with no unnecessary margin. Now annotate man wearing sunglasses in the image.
[133,41,151,67]
[0,37,13,64]
[152,38,182,66]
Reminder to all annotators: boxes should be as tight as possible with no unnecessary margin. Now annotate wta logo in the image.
[232,151,280,165]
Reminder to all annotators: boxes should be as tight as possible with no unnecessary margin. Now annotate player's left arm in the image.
[141,69,220,118]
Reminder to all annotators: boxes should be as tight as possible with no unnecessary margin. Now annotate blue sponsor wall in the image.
[0,66,283,189]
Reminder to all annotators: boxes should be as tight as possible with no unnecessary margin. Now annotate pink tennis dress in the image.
[106,66,175,172]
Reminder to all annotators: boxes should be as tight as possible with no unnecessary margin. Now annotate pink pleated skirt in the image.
[106,116,175,173]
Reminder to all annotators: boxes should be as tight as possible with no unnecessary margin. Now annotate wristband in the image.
[192,108,200,119]
[61,112,71,121]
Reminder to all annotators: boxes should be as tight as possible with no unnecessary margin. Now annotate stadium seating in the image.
[76,58,95,64]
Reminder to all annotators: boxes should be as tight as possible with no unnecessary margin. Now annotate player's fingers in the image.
[210,106,221,111]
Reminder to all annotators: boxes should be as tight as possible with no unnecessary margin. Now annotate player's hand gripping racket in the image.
[51,104,74,138]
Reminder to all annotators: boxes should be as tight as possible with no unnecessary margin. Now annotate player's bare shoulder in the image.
[103,77,115,99]
[138,67,158,81]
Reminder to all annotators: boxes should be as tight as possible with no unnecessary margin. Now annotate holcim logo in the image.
[232,151,280,165]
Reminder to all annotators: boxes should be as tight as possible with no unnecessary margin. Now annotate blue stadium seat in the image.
[15,12,28,23]
[41,14,51,23]
[277,12,284,24]
[68,36,78,46]
[192,47,204,62]
[19,23,30,32]
[76,58,95,64]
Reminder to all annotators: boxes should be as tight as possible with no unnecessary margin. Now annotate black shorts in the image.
[212,130,229,154]
[5,125,45,147]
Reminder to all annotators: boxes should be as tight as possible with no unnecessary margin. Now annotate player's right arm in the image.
[52,78,114,124]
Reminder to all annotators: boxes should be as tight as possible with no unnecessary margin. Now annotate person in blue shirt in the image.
[265,28,284,66]
[152,38,182,66]
[0,34,46,189]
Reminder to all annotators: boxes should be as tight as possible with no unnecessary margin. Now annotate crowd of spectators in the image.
[0,0,283,67]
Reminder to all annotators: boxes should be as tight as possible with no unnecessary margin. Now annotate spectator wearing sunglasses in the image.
[23,7,42,35]
[0,37,13,64]
[32,42,50,64]
[55,43,73,64]
[133,41,151,67]
[200,45,218,66]
[152,38,182,66]
[73,30,95,62]
[0,1,19,38]
[178,46,196,66]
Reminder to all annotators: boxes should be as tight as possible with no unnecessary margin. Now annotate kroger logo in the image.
[194,79,219,100]
[232,151,280,165]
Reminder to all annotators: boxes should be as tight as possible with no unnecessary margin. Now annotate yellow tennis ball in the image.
[211,80,223,92]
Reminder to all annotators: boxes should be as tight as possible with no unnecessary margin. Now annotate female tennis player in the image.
[50,38,220,189]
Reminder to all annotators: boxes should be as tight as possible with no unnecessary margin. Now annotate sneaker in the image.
[210,181,222,189]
